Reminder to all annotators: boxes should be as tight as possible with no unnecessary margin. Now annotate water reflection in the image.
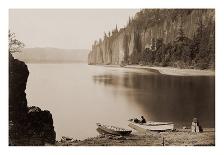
[93,73,215,127]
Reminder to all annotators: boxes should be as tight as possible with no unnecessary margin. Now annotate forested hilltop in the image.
[88,9,215,70]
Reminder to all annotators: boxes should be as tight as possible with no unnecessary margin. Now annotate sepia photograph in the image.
[8,9,215,146]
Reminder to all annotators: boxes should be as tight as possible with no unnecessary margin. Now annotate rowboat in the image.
[96,123,132,136]
[60,136,74,142]
[128,121,174,133]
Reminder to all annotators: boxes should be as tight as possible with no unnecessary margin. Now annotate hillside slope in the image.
[13,48,89,63]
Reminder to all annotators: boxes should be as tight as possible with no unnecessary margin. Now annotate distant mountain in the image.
[13,48,89,63]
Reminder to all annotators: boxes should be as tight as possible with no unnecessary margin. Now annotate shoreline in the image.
[101,65,215,76]
[55,128,215,146]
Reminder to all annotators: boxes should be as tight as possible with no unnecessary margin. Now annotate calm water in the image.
[26,63,215,140]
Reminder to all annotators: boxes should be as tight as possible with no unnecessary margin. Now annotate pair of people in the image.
[133,116,146,124]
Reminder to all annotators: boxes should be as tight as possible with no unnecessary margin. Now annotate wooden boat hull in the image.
[128,121,174,133]
[96,123,132,136]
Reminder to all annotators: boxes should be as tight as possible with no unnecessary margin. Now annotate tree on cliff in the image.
[207,27,215,69]
[176,21,185,42]
[104,32,107,40]
[190,18,215,69]
[8,30,25,53]
[154,38,165,64]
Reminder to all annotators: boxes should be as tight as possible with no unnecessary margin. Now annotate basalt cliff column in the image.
[9,53,56,146]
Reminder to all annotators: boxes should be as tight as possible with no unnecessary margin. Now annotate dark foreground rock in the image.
[9,53,56,146]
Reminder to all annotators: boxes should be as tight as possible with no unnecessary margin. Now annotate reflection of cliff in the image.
[88,9,215,69]
[92,73,215,127]
[9,53,56,146]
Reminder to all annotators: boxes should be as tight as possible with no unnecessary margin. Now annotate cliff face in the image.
[88,9,215,67]
[9,53,56,146]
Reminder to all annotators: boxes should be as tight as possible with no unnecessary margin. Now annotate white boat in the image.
[128,121,174,133]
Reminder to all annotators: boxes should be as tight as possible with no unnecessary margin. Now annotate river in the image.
[26,63,215,140]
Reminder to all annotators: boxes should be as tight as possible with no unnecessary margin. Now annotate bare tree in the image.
[8,30,25,53]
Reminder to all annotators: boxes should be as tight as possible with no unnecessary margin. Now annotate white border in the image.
[1,0,223,155]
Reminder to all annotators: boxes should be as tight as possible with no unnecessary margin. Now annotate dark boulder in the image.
[27,106,56,144]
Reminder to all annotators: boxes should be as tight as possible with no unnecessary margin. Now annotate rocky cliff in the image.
[9,53,56,146]
[88,9,215,69]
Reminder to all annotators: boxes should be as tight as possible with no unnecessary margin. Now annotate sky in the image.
[9,9,139,50]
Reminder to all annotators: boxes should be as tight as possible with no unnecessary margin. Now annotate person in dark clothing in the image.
[140,116,146,123]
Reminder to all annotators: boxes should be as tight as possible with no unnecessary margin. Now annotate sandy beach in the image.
[104,65,215,76]
[55,128,215,146]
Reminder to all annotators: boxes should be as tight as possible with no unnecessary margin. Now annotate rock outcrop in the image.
[88,9,215,68]
[9,53,56,146]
